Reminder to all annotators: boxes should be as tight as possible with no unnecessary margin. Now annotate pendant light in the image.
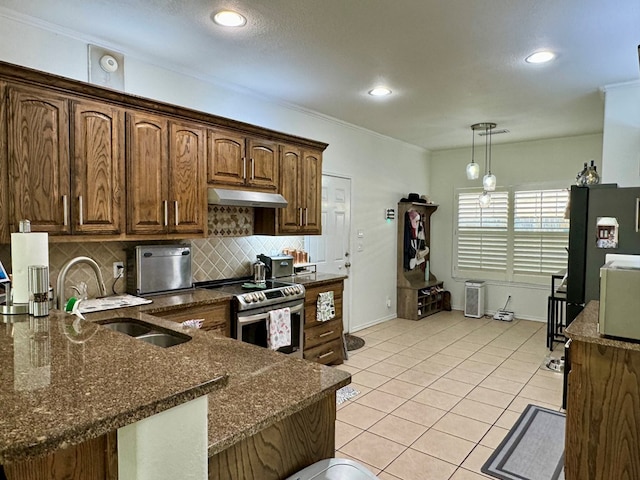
[468,122,497,207]
[466,127,480,180]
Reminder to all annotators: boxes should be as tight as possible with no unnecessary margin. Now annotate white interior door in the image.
[305,174,352,332]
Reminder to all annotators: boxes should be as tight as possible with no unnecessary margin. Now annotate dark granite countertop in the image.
[290,272,348,286]
[565,300,640,352]
[0,285,350,464]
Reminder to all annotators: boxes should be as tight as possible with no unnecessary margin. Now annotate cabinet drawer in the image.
[305,318,343,350]
[304,337,343,365]
[305,295,342,326]
[155,303,230,337]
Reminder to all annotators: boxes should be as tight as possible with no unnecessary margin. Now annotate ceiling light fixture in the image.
[467,122,497,207]
[525,51,555,64]
[212,10,247,27]
[368,86,392,96]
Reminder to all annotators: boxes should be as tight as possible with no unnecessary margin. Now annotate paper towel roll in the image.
[11,232,49,304]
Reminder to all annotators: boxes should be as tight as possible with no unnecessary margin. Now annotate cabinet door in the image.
[7,85,70,234]
[301,150,322,234]
[278,145,302,233]
[126,111,168,234]
[207,130,246,187]
[246,138,278,191]
[168,121,206,235]
[72,100,124,235]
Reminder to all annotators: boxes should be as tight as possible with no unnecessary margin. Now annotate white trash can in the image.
[286,458,379,479]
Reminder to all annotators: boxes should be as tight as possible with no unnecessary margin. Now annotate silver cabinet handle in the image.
[305,207,308,226]
[174,201,179,226]
[242,157,247,180]
[319,351,334,359]
[319,330,334,338]
[251,158,255,179]
[299,207,303,226]
[62,195,68,226]
[163,200,168,227]
[78,195,84,225]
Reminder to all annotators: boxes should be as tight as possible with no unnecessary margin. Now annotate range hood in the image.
[207,188,288,208]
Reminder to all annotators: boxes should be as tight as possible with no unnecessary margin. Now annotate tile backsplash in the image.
[0,206,304,301]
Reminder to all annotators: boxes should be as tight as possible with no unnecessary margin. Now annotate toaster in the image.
[257,254,294,278]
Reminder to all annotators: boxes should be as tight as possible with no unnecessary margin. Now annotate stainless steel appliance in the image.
[126,245,192,295]
[196,278,305,357]
[598,255,640,341]
[253,257,266,285]
[257,254,294,278]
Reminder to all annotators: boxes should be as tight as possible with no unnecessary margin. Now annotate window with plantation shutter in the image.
[513,189,569,275]
[457,190,509,273]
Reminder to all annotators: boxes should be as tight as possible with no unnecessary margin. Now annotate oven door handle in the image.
[237,302,304,324]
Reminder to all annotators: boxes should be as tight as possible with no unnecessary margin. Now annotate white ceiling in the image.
[1,0,639,151]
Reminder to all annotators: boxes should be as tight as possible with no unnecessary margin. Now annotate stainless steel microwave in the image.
[599,255,640,341]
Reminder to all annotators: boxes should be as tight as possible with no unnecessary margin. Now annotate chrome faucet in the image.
[56,256,107,310]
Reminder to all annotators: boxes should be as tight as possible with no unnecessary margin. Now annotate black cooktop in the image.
[195,278,295,295]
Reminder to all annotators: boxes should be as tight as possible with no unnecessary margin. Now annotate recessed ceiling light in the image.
[212,10,247,27]
[368,86,392,96]
[525,51,555,64]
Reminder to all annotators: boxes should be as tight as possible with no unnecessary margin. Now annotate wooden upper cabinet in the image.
[246,138,278,190]
[168,121,206,235]
[7,85,71,234]
[207,130,246,187]
[301,150,322,234]
[126,111,169,235]
[72,100,124,235]
[207,130,278,191]
[255,145,322,235]
[126,112,206,236]
[278,146,302,233]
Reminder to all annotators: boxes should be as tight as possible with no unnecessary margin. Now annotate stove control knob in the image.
[258,292,266,301]
[286,287,294,295]
[242,294,252,303]
[252,293,259,302]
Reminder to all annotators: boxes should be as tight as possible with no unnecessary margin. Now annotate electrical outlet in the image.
[386,296,391,308]
[113,262,124,278]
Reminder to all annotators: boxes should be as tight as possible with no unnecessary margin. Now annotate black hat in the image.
[400,193,426,203]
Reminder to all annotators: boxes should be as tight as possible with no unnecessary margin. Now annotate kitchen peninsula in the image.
[0,289,351,480]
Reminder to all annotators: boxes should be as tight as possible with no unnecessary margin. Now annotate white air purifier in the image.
[464,280,485,318]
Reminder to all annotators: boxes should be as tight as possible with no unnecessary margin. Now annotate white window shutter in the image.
[457,191,509,272]
[513,189,569,274]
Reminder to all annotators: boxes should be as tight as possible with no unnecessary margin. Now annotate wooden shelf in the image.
[396,202,443,320]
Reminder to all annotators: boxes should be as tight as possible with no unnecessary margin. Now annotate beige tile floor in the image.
[333,309,564,480]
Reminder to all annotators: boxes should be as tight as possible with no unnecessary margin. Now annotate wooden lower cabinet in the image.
[565,338,640,479]
[2,432,117,480]
[208,394,335,480]
[2,394,336,480]
[154,302,230,337]
[303,280,344,365]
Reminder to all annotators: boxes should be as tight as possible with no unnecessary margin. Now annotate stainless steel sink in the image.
[98,318,190,348]
[137,332,190,348]
[101,319,152,337]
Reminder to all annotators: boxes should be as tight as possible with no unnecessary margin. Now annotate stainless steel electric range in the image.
[196,278,305,357]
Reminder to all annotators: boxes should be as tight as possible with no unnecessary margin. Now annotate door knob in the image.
[345,262,352,268]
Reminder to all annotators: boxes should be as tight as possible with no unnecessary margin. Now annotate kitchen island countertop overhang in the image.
[0,283,351,466]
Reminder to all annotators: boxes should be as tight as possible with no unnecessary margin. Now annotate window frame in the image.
[452,182,569,286]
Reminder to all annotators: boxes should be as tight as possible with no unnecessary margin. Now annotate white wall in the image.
[0,13,430,331]
[430,134,603,321]
[602,82,640,187]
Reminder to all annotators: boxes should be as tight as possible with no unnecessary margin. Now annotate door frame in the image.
[320,171,353,333]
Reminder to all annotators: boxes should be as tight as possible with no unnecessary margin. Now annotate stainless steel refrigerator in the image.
[566,184,640,322]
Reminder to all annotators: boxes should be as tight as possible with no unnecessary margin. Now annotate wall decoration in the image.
[596,217,619,249]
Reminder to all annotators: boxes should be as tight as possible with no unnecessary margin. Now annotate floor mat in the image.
[344,333,365,351]
[336,386,360,405]
[482,404,565,480]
